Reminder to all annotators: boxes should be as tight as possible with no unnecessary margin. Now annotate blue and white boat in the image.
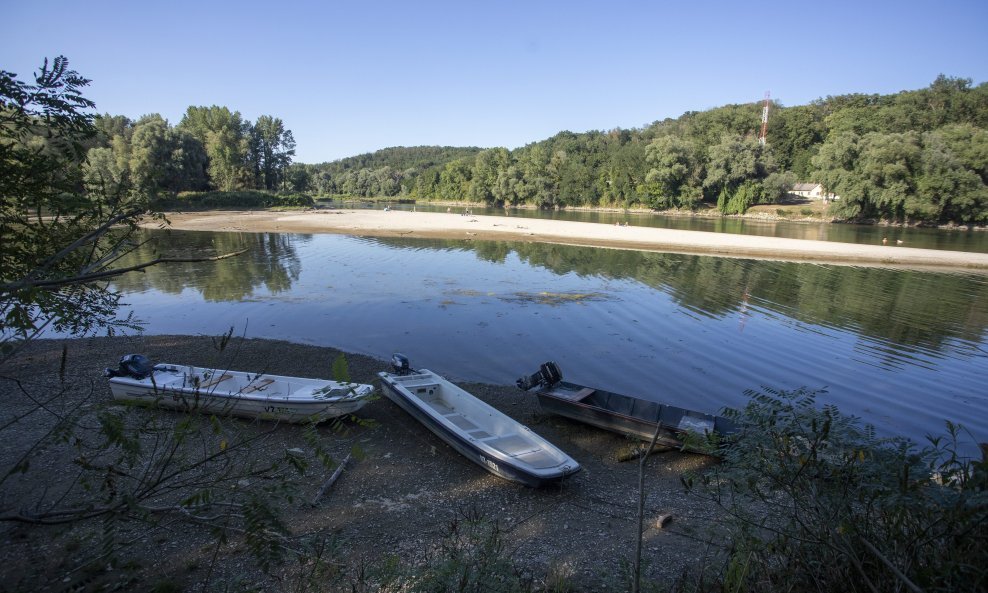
[378,354,580,487]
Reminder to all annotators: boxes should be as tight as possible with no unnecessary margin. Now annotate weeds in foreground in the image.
[683,387,988,593]
[361,508,533,593]
[191,387,985,593]
[0,330,364,593]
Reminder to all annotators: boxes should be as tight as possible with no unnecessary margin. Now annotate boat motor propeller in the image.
[391,353,413,375]
[516,361,562,391]
[104,354,153,379]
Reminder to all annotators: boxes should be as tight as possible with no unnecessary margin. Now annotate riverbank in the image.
[1,336,722,591]
[152,209,988,272]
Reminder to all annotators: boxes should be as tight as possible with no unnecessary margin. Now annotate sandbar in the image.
[150,209,988,272]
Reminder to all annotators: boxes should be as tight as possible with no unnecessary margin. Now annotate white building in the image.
[789,183,839,201]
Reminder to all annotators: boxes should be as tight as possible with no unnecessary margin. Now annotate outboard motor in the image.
[391,353,413,376]
[104,354,154,379]
[516,361,562,391]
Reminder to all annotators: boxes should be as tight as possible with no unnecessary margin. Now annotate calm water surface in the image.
[110,229,988,455]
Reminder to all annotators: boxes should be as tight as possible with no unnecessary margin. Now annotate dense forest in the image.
[6,56,986,224]
[300,76,988,225]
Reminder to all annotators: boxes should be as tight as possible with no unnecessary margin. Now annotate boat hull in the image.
[108,364,374,423]
[534,381,735,450]
[379,370,579,488]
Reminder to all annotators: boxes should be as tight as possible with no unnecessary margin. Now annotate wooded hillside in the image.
[301,76,988,224]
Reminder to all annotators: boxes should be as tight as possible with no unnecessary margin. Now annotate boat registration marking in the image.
[264,405,295,415]
[479,455,499,473]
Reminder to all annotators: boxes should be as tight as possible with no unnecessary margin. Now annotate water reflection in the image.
[107,230,988,453]
[113,230,988,364]
[372,236,988,359]
[113,230,304,301]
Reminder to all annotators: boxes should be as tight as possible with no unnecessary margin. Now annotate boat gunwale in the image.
[109,365,374,405]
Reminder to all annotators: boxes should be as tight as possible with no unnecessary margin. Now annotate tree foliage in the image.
[2,57,296,354]
[1,57,148,355]
[306,76,987,224]
[81,106,298,197]
[0,58,335,591]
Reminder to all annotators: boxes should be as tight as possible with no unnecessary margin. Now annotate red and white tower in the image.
[759,91,770,146]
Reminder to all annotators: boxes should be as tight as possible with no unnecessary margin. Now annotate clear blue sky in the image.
[4,0,987,164]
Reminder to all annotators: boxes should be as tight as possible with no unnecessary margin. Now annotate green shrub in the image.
[274,191,315,208]
[685,387,988,593]
[151,190,314,211]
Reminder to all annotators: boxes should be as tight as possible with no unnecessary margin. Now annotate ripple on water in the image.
[102,230,988,456]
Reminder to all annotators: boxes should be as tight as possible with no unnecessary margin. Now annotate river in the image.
[108,228,988,456]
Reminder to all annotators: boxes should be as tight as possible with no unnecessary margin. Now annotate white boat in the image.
[378,354,580,487]
[106,354,375,423]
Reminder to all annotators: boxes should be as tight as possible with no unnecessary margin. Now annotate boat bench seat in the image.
[444,413,478,431]
[483,434,541,457]
[419,392,453,414]
[550,387,596,401]
[201,374,233,388]
[242,378,275,393]
[400,380,441,390]
[573,388,595,401]
[150,375,185,388]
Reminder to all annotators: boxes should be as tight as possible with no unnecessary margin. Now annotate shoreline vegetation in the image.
[4,336,985,592]
[150,208,988,272]
[4,57,986,593]
[71,74,988,229]
[300,77,988,227]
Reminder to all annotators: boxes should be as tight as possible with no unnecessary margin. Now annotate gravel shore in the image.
[1,335,723,591]
[151,209,988,272]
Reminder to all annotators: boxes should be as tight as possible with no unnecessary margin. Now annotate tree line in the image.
[1,57,303,352]
[4,54,986,226]
[3,57,984,592]
[302,75,988,224]
[84,107,298,201]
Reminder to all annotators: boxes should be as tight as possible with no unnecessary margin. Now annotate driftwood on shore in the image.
[310,453,351,506]
[617,443,674,462]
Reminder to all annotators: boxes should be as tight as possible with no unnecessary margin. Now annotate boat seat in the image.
[242,378,274,393]
[444,413,478,432]
[484,434,541,457]
[573,388,596,401]
[150,375,184,388]
[421,395,453,415]
[399,380,441,389]
[201,374,233,388]
[551,387,595,401]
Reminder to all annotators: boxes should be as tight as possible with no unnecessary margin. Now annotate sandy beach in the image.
[151,209,988,272]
